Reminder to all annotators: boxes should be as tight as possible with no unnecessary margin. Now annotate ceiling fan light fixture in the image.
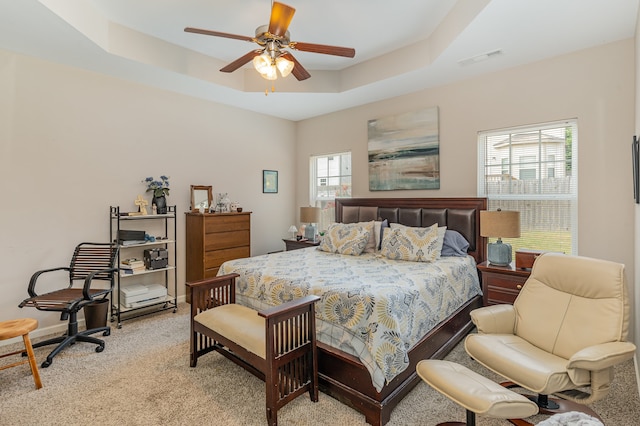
[252,53,278,80]
[253,53,272,74]
[185,1,354,82]
[275,56,294,78]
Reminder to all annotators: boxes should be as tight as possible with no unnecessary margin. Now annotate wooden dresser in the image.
[185,212,251,301]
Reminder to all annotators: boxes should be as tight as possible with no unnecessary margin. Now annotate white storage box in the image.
[120,284,167,308]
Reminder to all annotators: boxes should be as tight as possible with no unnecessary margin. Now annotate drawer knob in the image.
[516,284,522,290]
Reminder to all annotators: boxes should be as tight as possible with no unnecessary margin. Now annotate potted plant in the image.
[144,176,170,214]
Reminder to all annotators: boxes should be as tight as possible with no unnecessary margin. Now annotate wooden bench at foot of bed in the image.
[187,274,320,426]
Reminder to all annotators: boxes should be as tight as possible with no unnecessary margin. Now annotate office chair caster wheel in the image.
[103,329,110,337]
[95,345,104,353]
[41,360,51,368]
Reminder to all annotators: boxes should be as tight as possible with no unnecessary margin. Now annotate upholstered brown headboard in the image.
[335,197,487,264]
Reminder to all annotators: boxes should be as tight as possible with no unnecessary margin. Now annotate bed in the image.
[218,197,487,425]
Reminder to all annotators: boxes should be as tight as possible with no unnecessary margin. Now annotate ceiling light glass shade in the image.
[252,53,277,80]
[275,56,294,77]
[252,53,270,73]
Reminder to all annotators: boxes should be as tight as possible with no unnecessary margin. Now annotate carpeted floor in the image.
[1,305,638,425]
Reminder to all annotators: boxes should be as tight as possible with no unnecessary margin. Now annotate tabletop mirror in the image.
[190,185,213,212]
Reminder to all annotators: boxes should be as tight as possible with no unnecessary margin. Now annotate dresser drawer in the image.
[478,261,531,306]
[205,230,250,250]
[205,215,250,233]
[205,246,250,269]
[483,273,527,305]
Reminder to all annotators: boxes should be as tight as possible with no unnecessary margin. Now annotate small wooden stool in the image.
[0,318,43,389]
[416,360,537,426]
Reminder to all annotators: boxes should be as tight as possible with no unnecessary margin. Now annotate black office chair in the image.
[19,242,119,368]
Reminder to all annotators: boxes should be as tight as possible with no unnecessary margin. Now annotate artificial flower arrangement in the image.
[144,176,170,197]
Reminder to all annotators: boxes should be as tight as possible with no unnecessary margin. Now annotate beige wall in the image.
[634,4,640,379]
[2,38,637,351]
[0,50,297,335]
[297,39,636,339]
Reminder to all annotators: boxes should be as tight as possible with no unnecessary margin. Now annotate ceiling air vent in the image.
[458,49,503,67]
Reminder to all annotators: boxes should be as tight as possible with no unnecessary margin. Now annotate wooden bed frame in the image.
[317,197,487,425]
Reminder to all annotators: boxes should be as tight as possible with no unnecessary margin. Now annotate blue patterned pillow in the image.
[381,223,440,262]
[318,223,371,256]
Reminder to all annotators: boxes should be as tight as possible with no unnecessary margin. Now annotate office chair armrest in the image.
[469,304,516,334]
[82,267,119,300]
[27,266,71,297]
[567,341,637,371]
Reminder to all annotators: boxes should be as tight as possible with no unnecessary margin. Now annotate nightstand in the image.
[282,239,320,251]
[477,261,531,306]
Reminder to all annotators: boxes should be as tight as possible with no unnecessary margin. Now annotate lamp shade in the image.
[300,206,321,223]
[288,225,298,233]
[480,210,521,238]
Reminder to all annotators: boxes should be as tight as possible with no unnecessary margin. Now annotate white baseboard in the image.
[0,294,186,348]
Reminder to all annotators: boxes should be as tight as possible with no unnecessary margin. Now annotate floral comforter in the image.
[218,248,481,392]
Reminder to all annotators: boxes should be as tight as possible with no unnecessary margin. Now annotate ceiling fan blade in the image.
[220,50,263,73]
[290,41,355,58]
[268,2,296,38]
[184,27,254,42]
[280,52,311,81]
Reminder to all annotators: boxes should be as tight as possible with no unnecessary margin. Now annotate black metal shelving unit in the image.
[109,205,178,328]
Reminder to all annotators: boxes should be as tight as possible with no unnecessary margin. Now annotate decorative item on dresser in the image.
[477,260,531,306]
[190,185,213,212]
[184,211,251,303]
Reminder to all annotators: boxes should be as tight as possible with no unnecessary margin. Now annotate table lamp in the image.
[300,206,321,242]
[288,225,298,240]
[480,209,521,266]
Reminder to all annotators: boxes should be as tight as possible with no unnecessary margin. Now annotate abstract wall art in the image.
[368,107,440,191]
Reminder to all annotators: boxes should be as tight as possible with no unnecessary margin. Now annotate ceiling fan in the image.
[184,1,356,81]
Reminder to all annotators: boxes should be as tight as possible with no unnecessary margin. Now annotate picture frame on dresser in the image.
[262,170,278,193]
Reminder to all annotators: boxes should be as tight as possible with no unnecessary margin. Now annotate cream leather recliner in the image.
[465,252,636,418]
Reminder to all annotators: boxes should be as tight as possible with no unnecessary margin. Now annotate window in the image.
[310,152,352,232]
[478,120,577,256]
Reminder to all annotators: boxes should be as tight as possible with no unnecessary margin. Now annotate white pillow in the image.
[373,220,390,251]
[355,221,376,253]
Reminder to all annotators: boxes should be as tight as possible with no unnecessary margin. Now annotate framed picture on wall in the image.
[263,170,278,193]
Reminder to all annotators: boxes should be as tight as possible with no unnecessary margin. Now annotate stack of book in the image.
[119,258,146,275]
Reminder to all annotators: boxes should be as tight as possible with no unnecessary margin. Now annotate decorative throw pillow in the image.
[389,222,446,259]
[318,223,371,256]
[381,223,440,262]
